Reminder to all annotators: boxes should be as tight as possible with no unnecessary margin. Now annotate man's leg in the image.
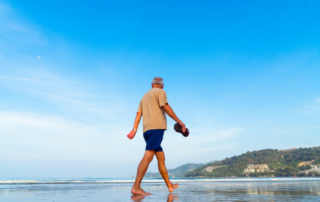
[155,151,178,192]
[131,150,155,195]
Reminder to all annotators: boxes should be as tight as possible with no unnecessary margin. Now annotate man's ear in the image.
[161,84,164,89]
[151,83,154,88]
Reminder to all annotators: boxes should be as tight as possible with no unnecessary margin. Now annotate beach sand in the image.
[1,179,320,201]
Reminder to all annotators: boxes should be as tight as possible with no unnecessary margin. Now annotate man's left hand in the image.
[127,130,137,140]
[180,123,186,133]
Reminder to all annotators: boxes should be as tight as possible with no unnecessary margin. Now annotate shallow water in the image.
[1,178,320,201]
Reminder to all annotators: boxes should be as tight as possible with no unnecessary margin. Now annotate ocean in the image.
[1,177,320,201]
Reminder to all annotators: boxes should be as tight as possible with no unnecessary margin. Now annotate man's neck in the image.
[152,85,162,89]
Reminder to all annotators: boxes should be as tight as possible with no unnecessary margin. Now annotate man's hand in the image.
[180,123,187,133]
[127,130,137,140]
[128,112,142,140]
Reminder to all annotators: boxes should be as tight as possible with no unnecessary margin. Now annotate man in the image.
[127,77,187,195]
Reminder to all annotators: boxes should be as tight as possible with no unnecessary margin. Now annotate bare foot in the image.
[131,187,151,195]
[172,182,178,189]
[168,182,178,192]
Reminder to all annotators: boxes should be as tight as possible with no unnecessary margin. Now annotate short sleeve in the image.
[137,102,142,113]
[158,90,169,107]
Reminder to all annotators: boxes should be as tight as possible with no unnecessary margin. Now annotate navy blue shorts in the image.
[143,129,164,152]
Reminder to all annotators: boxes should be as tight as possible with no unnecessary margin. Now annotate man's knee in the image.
[156,152,165,162]
[144,150,155,163]
[147,155,154,163]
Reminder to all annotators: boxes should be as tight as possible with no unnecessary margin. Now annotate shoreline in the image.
[1,177,320,185]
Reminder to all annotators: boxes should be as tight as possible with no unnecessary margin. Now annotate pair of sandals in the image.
[174,123,189,137]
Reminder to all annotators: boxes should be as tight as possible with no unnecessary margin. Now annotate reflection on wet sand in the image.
[131,194,145,201]
[202,182,320,196]
[131,193,179,202]
[1,180,320,201]
[167,193,179,202]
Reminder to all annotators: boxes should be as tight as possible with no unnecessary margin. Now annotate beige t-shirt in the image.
[137,88,168,133]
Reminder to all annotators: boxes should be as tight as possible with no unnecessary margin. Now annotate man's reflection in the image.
[131,193,179,202]
[167,193,179,202]
[131,194,145,201]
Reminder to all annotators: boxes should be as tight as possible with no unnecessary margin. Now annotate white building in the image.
[243,164,270,174]
[299,168,320,175]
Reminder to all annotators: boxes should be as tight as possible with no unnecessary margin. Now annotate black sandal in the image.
[174,123,189,137]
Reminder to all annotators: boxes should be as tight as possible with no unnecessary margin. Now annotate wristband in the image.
[133,129,137,131]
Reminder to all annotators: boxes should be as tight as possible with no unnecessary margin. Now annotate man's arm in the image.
[162,104,186,133]
[127,112,142,140]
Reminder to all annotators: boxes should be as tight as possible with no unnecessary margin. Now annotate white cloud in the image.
[300,97,320,114]
[0,3,45,46]
[0,4,9,14]
[0,110,154,178]
[187,119,244,143]
[0,112,127,161]
[158,126,243,166]
[0,112,98,142]
[0,75,37,81]
[0,68,133,122]
[0,2,133,121]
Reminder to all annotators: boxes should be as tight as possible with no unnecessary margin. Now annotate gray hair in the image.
[152,77,163,86]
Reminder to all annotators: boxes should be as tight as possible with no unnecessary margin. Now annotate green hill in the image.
[145,161,217,178]
[185,147,320,177]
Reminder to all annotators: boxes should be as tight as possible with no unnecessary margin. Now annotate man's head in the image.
[152,77,164,89]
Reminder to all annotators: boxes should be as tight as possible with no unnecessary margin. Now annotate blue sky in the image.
[1,0,320,178]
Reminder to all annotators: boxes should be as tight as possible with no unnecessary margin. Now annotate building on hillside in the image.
[202,166,224,172]
[311,165,318,169]
[203,166,214,172]
[243,164,271,174]
[247,164,254,168]
[299,168,320,175]
[243,168,255,173]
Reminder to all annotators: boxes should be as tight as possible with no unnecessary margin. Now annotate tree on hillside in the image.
[185,147,320,177]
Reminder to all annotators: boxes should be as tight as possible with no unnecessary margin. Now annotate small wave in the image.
[1,177,320,185]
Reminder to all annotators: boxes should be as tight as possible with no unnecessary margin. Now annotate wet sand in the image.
[1,180,320,201]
